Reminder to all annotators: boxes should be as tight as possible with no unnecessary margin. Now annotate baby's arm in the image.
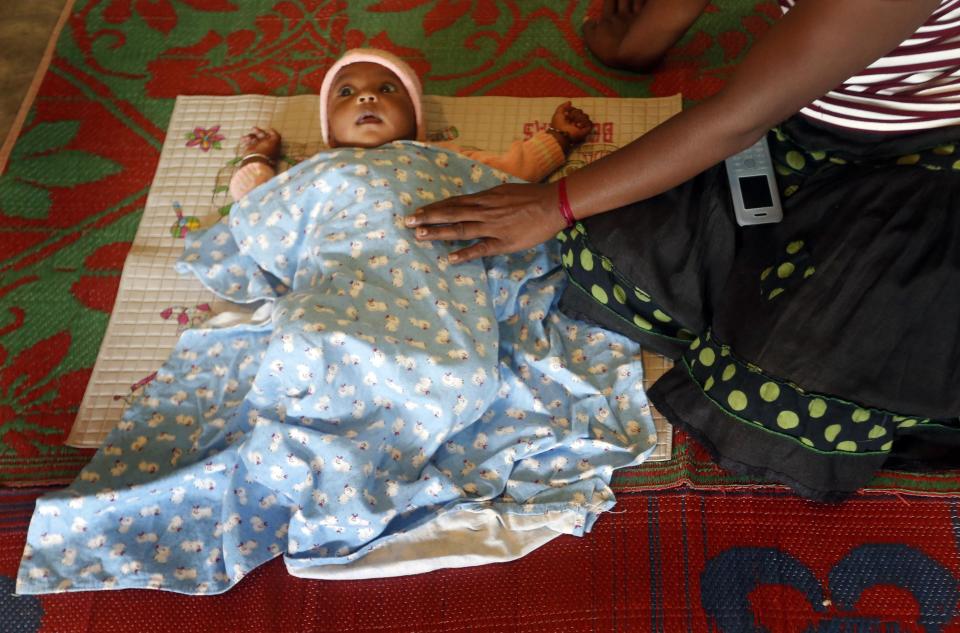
[448,102,593,182]
[229,127,282,201]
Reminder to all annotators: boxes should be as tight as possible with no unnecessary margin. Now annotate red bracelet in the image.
[557,178,576,229]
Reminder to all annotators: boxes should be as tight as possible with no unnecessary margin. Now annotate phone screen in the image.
[739,175,774,209]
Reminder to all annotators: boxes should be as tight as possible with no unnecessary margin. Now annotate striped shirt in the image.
[781,0,960,132]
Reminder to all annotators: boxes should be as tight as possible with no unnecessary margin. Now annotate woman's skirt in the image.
[557,115,960,501]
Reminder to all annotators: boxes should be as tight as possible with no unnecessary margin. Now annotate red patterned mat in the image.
[2,487,959,631]
[3,2,959,629]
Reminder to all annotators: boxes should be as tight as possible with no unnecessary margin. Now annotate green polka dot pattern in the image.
[682,329,941,455]
[559,222,695,344]
[768,125,960,205]
[759,239,814,301]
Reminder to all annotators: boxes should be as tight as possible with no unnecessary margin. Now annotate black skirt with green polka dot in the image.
[556,114,960,501]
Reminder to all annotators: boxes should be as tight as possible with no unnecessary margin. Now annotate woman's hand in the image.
[404,182,566,264]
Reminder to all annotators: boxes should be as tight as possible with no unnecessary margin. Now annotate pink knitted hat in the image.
[319,48,425,146]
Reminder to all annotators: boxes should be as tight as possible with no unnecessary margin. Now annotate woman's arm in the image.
[407,0,941,263]
[568,0,941,217]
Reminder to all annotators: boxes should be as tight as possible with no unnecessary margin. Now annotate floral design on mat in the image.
[701,544,959,632]
[0,310,82,460]
[160,303,212,332]
[112,371,157,406]
[169,201,201,238]
[185,125,225,151]
[0,121,122,220]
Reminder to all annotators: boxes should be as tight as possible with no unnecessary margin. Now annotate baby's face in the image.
[327,62,417,148]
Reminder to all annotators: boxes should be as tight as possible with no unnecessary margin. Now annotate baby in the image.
[229,48,593,200]
[183,50,599,455]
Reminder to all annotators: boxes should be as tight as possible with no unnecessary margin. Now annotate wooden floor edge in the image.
[0,0,76,174]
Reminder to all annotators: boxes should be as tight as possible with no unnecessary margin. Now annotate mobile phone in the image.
[724,136,783,226]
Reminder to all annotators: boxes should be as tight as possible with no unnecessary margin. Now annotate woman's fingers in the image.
[412,220,489,243]
[448,239,497,264]
[406,193,498,227]
[403,182,558,264]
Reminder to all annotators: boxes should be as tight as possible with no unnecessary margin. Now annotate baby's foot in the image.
[583,0,708,72]
[583,5,642,70]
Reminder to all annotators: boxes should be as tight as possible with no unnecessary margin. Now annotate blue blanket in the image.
[18,142,656,594]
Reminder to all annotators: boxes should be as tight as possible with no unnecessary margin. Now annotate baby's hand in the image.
[240,126,282,162]
[550,102,593,145]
